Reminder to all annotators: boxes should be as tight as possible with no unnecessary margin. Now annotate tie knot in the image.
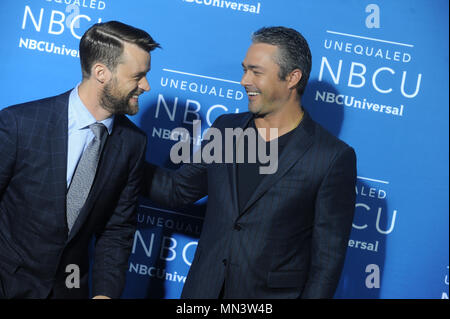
[89,122,107,139]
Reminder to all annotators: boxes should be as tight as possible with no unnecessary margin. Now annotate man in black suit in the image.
[0,21,159,298]
[144,26,356,298]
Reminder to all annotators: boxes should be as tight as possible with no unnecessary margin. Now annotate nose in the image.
[240,70,252,88]
[139,76,151,92]
[240,72,248,87]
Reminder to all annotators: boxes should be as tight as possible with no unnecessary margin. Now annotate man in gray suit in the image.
[144,26,356,298]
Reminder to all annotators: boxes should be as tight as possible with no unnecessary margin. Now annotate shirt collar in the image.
[69,84,114,135]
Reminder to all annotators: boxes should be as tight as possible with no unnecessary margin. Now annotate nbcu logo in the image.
[21,5,102,40]
[353,203,398,235]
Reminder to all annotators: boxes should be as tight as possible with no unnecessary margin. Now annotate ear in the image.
[287,69,302,90]
[92,63,112,84]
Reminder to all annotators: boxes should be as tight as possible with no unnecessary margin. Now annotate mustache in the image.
[129,89,144,97]
[244,86,260,93]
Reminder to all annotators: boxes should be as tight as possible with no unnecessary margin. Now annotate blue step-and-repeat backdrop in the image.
[0,0,448,299]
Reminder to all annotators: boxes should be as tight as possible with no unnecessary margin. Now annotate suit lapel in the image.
[239,111,315,217]
[50,91,70,232]
[226,113,253,217]
[67,117,123,241]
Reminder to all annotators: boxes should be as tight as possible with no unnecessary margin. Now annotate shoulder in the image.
[216,111,251,122]
[211,111,252,128]
[0,90,71,123]
[307,114,355,160]
[4,91,70,111]
[316,122,351,149]
[302,115,357,182]
[114,114,147,141]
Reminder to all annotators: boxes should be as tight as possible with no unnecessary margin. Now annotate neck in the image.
[78,79,112,122]
[254,100,304,141]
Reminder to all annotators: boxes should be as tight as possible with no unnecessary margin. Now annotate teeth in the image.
[247,92,260,96]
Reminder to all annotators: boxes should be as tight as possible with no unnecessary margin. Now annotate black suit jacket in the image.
[0,90,146,298]
[144,110,356,298]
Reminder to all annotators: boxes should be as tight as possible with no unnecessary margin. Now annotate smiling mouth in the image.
[130,91,143,99]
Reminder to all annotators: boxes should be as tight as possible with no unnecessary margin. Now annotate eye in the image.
[134,72,147,81]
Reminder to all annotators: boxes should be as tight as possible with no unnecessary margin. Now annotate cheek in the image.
[253,78,265,92]
[118,81,136,95]
[128,80,139,91]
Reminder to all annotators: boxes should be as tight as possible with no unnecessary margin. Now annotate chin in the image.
[127,106,139,116]
[249,107,262,116]
[123,100,137,113]
[248,104,259,114]
[125,109,138,116]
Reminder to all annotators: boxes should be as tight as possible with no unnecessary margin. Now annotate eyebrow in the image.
[241,62,264,71]
[133,69,150,78]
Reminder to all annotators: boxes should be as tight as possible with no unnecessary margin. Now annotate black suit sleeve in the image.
[301,146,357,298]
[0,108,16,198]
[142,115,229,208]
[92,135,147,298]
[143,161,208,208]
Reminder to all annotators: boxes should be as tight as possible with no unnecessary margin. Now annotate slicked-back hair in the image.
[252,26,311,96]
[79,21,160,79]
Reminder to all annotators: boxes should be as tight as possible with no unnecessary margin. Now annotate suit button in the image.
[222,259,227,266]
[234,223,242,231]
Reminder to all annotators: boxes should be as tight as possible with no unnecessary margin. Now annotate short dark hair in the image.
[79,21,160,79]
[252,26,312,96]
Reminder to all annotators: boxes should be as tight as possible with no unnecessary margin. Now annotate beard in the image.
[100,79,140,116]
